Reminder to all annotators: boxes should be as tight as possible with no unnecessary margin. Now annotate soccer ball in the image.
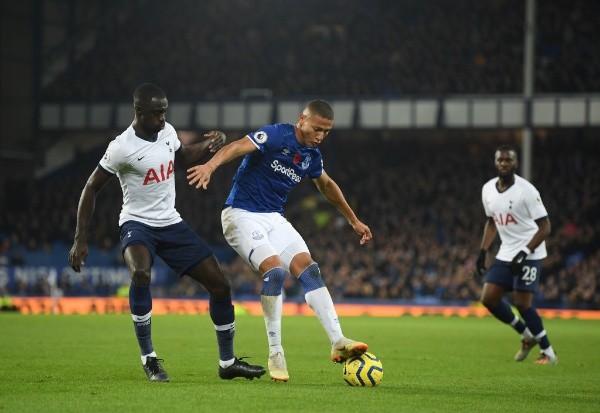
[343,352,383,387]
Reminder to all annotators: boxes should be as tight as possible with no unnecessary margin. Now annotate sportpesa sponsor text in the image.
[271,160,302,183]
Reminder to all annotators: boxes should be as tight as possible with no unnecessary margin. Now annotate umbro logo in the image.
[127,230,132,238]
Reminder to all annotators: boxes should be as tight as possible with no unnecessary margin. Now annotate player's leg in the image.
[161,219,265,380]
[481,282,532,334]
[258,255,289,381]
[221,207,288,381]
[287,252,367,363]
[513,260,557,364]
[186,255,266,379]
[121,233,168,382]
[481,260,535,352]
[271,216,367,363]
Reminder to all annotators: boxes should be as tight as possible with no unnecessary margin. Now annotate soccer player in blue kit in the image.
[187,100,373,381]
[476,145,558,364]
[68,83,265,382]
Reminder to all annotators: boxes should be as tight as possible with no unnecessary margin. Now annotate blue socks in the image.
[489,301,552,350]
[129,284,153,356]
[210,295,235,362]
[261,267,286,296]
[131,284,238,363]
[298,263,325,294]
[519,307,551,349]
[488,300,528,334]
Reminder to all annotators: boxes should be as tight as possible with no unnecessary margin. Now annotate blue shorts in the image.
[119,220,212,276]
[485,258,542,292]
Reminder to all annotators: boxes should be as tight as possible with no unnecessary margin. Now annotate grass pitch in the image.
[1,313,599,412]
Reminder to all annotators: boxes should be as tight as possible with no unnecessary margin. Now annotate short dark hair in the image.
[133,83,166,105]
[306,99,334,120]
[496,144,518,158]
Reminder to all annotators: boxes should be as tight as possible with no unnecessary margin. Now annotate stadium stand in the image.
[1,131,599,309]
[42,0,600,101]
[1,0,599,309]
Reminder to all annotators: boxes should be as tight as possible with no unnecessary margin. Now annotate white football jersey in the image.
[99,122,182,227]
[481,174,548,261]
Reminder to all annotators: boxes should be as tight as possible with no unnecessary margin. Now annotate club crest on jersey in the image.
[143,160,175,185]
[301,155,311,170]
[251,231,264,240]
[292,154,311,170]
[254,131,268,144]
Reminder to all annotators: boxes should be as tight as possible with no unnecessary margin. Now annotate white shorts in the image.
[221,206,310,272]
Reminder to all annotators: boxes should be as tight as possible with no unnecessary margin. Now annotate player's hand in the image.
[187,164,214,190]
[68,239,88,273]
[510,250,528,276]
[350,220,372,245]
[205,131,226,153]
[476,249,487,276]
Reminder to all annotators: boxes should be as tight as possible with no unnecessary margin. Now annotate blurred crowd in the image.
[3,0,600,309]
[1,131,599,309]
[43,0,600,101]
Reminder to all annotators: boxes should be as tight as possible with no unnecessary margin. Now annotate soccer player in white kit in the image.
[476,145,557,364]
[68,83,265,381]
[187,100,372,381]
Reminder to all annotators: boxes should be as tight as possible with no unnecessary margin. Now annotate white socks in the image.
[141,351,157,365]
[219,358,235,368]
[262,287,344,350]
[305,287,343,346]
[261,294,284,355]
[521,327,534,340]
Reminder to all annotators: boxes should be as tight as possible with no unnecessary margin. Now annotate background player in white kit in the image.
[476,145,558,364]
[68,83,265,382]
[187,100,372,381]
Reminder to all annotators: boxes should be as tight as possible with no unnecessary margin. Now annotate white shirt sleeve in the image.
[482,184,492,217]
[524,186,548,221]
[99,139,126,174]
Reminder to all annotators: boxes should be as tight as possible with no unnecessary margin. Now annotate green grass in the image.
[1,313,599,412]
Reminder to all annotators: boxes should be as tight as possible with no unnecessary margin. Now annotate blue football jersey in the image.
[224,123,323,214]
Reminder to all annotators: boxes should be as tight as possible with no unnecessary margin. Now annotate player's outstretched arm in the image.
[187,136,257,190]
[68,167,113,272]
[175,131,226,168]
[313,171,373,245]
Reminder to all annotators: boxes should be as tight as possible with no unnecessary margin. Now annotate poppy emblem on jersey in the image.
[254,131,268,144]
[293,154,302,165]
[252,231,264,240]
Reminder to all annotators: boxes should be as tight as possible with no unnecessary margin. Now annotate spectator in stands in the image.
[42,1,599,101]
